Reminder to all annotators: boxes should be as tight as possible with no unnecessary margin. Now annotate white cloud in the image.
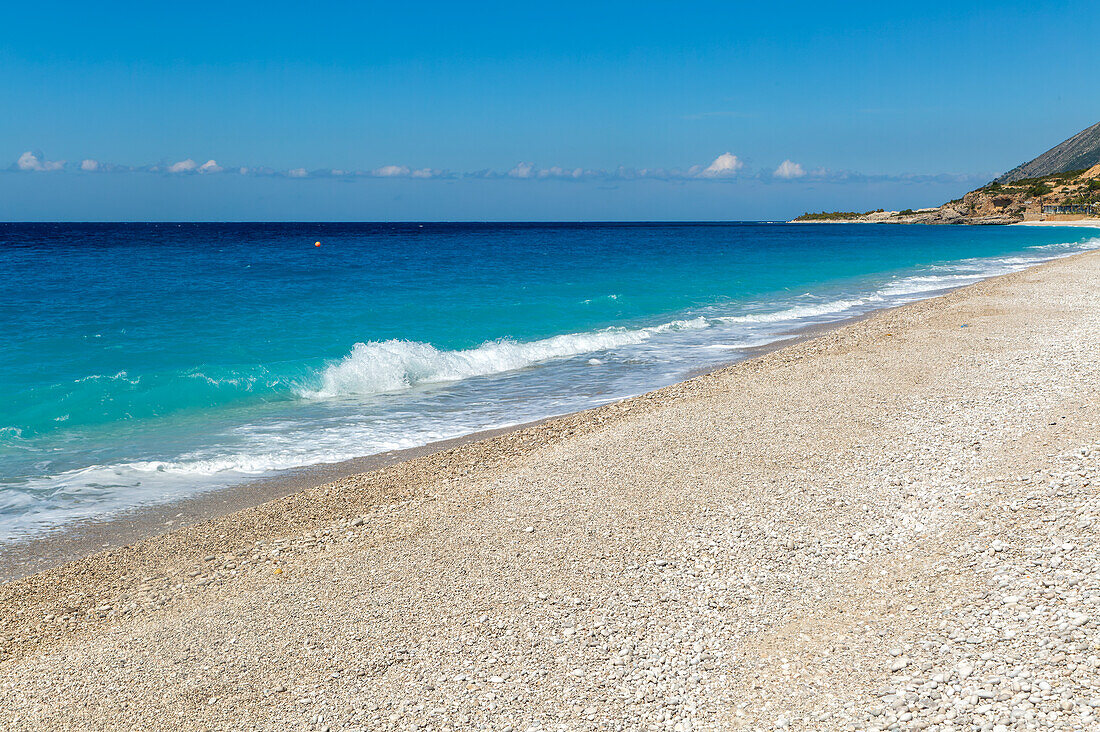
[538,166,586,180]
[7,152,989,189]
[367,165,438,178]
[168,158,198,173]
[374,165,410,177]
[699,152,743,178]
[16,152,40,170]
[16,151,65,171]
[508,162,536,179]
[774,160,805,179]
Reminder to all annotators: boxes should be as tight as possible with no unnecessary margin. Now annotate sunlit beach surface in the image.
[4,249,1100,729]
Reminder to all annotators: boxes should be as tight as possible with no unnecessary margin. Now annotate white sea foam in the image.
[716,297,873,324]
[880,239,1100,298]
[877,274,986,297]
[298,317,711,400]
[1027,237,1100,251]
[186,372,258,389]
[74,371,140,385]
[711,236,1100,327]
[0,414,524,538]
[8,232,1100,543]
[0,426,23,441]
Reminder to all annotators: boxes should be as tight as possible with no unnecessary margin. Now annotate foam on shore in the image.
[3,234,1098,543]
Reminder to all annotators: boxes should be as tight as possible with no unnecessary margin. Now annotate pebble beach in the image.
[3,249,1100,731]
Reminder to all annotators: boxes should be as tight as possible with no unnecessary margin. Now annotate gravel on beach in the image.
[2,251,1100,731]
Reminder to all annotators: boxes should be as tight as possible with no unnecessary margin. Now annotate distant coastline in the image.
[788,213,1100,227]
[790,165,1100,225]
[793,122,1100,226]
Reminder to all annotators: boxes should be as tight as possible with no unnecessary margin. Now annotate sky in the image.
[1,1,1098,221]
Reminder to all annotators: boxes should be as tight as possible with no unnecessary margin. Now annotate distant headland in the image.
[792,120,1100,225]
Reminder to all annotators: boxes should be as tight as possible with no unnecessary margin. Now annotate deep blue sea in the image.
[1,222,1097,541]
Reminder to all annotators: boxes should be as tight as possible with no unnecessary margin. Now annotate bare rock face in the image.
[997,120,1100,184]
[963,215,1020,225]
[908,206,965,224]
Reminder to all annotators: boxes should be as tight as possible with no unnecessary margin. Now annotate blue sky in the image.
[2,1,1098,221]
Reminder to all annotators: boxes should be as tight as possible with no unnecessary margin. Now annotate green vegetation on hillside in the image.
[792,209,883,221]
[973,168,1094,200]
[1011,168,1089,187]
[793,212,861,221]
[795,164,1098,224]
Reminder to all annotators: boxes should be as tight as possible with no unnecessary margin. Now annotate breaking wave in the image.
[299,317,711,399]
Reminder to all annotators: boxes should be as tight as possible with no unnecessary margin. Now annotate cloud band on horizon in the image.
[5,151,992,186]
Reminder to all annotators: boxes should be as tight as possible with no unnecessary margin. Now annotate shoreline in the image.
[6,225,1099,574]
[0,242,1088,583]
[1012,219,1100,228]
[3,249,1100,728]
[0,312,858,583]
[0,417,559,582]
[0,250,1087,583]
[790,219,1100,227]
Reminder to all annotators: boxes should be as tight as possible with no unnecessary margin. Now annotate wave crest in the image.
[299,317,711,399]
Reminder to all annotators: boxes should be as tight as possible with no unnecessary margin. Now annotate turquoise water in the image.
[1,222,1096,540]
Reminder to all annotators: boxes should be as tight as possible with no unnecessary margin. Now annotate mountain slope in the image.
[792,121,1100,224]
[996,120,1100,184]
[793,164,1100,225]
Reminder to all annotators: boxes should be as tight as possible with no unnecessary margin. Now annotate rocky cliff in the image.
[793,121,1100,225]
[996,121,1100,184]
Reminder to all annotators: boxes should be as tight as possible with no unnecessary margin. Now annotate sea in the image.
[1,222,1097,542]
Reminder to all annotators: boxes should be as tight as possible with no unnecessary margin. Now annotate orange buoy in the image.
[314,241,321,247]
